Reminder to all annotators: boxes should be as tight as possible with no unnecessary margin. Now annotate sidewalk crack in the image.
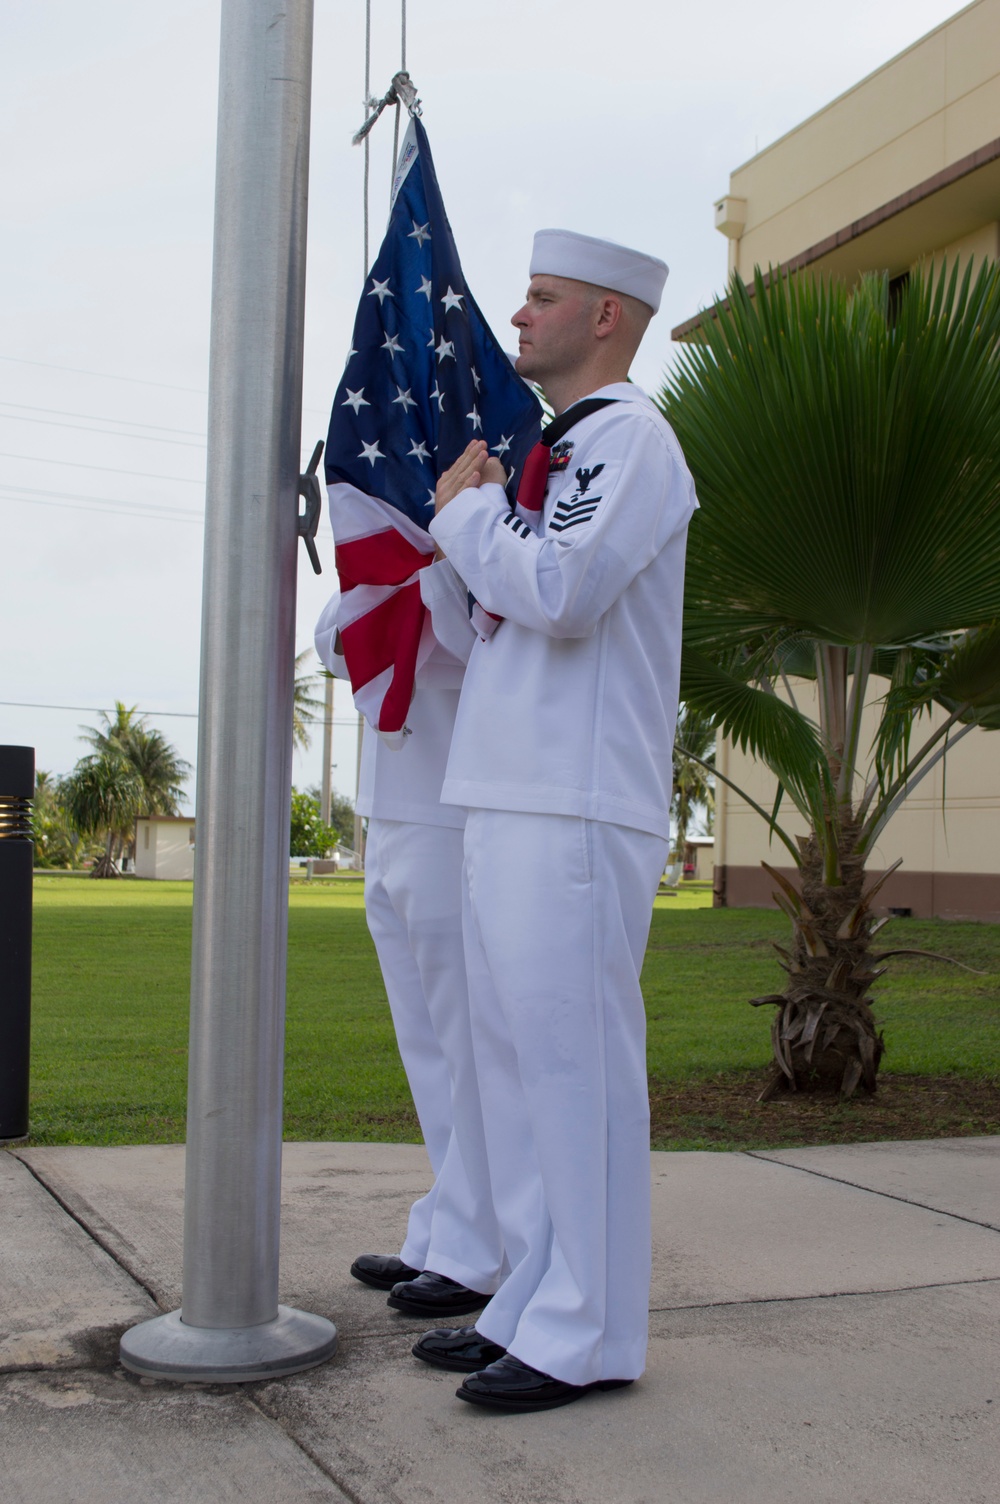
[247,1387,404,1504]
[745,1150,1000,1232]
[10,1152,164,1310]
[649,1273,1000,1315]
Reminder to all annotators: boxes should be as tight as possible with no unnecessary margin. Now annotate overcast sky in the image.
[0,0,967,810]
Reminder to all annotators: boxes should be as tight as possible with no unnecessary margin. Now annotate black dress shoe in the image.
[456,1354,633,1412]
[387,1270,490,1317]
[350,1253,421,1290]
[412,1326,508,1373]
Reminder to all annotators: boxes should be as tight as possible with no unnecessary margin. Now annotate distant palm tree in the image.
[121,727,188,815]
[81,701,143,755]
[672,705,716,858]
[63,751,145,878]
[293,649,325,752]
[31,770,87,868]
[81,701,189,817]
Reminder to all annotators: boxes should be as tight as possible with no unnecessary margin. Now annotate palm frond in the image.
[664,261,1000,652]
[679,646,833,830]
[934,620,1000,728]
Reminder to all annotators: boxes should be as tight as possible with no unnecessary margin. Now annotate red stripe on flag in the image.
[339,580,426,734]
[335,529,433,591]
[515,441,550,512]
[379,585,425,731]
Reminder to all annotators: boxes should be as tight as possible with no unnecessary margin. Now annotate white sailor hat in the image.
[529,228,669,314]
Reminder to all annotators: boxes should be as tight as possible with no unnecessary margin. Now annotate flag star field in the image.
[324,117,541,534]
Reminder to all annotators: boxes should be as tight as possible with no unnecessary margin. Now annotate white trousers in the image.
[462,810,667,1386]
[364,818,504,1291]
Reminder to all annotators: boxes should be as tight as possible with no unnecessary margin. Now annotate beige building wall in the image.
[135,817,195,881]
[678,1,1000,917]
[715,681,1000,920]
[720,0,1000,284]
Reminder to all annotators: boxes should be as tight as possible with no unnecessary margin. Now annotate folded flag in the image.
[324,116,543,735]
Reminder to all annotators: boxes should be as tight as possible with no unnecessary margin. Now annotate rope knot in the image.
[353,70,422,146]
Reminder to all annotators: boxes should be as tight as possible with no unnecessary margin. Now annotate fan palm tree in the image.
[63,751,146,878]
[661,263,1000,1099]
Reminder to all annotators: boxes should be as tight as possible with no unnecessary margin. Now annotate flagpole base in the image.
[119,1306,337,1384]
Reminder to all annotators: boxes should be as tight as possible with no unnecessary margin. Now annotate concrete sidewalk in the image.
[2,1137,998,1503]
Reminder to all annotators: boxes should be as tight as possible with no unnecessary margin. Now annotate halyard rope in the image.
[355,0,421,273]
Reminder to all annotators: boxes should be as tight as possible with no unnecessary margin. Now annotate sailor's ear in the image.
[594,296,624,339]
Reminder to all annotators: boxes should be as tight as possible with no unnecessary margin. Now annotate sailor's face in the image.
[511,275,596,383]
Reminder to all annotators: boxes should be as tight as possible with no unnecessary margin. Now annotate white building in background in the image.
[673,0,1000,921]
[135,815,195,881]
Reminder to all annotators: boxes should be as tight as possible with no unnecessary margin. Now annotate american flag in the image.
[325,117,542,735]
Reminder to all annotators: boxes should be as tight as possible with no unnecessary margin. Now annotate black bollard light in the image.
[0,745,34,1141]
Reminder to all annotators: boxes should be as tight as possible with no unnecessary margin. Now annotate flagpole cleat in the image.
[297,439,325,575]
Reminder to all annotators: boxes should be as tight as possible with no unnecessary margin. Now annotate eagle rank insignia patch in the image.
[549,463,606,533]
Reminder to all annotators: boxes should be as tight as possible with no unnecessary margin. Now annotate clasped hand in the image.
[435,440,507,514]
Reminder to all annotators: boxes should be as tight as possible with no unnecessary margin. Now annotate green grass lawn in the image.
[23,874,1000,1148]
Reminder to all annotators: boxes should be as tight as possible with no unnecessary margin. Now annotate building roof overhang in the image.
[672,135,1000,342]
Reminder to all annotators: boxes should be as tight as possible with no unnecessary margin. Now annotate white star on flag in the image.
[322,116,542,739]
[491,434,512,457]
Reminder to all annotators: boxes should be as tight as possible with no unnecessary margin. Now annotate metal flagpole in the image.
[120,0,337,1382]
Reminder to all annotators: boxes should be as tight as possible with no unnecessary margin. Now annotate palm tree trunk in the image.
[754,820,885,1100]
[91,828,121,879]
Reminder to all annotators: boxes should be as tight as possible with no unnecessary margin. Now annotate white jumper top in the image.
[314,572,471,829]
[427,383,697,839]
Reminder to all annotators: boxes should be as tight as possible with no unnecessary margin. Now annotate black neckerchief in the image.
[541,396,619,448]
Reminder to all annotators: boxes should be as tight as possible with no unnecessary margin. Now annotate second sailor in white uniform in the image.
[315,592,504,1319]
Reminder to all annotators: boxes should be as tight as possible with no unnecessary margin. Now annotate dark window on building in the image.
[888,272,910,325]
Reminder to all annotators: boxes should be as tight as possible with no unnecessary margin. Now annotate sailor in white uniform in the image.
[314,593,504,1319]
[411,229,698,1410]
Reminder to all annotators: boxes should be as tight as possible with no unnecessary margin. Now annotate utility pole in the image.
[353,715,364,863]
[120,0,336,1382]
[320,674,334,827]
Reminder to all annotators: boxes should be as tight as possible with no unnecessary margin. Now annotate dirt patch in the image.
[649,1070,1000,1152]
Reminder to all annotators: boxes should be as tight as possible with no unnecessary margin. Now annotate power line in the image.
[0,450,204,485]
[0,484,203,524]
[0,353,207,395]
[0,411,206,449]
[1,496,202,524]
[0,698,360,726]
[0,354,331,423]
[0,699,199,718]
[0,400,206,438]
